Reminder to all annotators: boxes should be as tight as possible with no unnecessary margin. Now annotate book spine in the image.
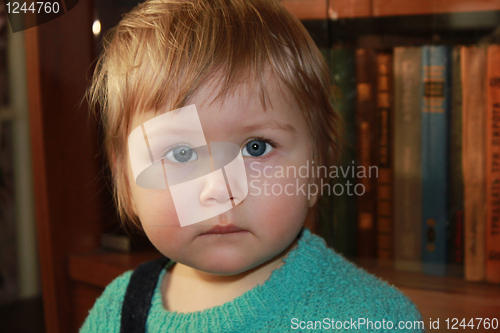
[461,46,487,282]
[421,45,451,276]
[393,46,422,272]
[315,46,334,243]
[448,46,464,277]
[330,46,358,258]
[376,51,393,266]
[355,48,378,259]
[486,44,500,284]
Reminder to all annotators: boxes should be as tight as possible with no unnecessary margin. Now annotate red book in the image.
[461,46,487,282]
[486,44,500,284]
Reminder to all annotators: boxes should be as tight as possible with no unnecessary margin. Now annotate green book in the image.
[393,46,423,272]
[328,46,357,258]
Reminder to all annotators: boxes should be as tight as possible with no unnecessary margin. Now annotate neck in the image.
[162,238,298,312]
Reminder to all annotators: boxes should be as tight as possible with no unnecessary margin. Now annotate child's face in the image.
[126,73,318,275]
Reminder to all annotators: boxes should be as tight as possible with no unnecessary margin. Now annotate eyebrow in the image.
[145,126,201,138]
[238,120,297,135]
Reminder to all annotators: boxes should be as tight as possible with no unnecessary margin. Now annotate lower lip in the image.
[199,230,249,237]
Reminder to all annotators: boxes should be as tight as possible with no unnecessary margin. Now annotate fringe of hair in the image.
[87,0,340,230]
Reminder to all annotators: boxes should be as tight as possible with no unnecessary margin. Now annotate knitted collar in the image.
[147,227,329,331]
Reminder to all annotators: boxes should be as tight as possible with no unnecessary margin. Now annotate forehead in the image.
[129,71,309,136]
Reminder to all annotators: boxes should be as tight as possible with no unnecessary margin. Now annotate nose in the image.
[199,170,232,206]
[224,170,247,206]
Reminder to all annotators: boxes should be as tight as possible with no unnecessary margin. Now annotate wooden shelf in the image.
[282,0,328,19]
[357,259,500,297]
[301,10,500,47]
[68,250,162,330]
[356,260,500,327]
[282,0,500,20]
[372,0,500,17]
[68,250,162,289]
[69,252,500,296]
[68,252,500,330]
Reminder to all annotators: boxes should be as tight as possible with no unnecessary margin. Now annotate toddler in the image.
[81,0,423,332]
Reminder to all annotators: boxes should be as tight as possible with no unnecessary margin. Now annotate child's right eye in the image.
[165,145,198,163]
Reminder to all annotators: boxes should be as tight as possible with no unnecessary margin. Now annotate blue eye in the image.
[242,140,274,157]
[165,146,198,163]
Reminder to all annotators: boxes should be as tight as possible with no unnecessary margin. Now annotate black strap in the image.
[120,256,171,333]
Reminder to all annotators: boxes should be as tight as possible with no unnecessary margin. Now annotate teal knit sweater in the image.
[80,228,423,332]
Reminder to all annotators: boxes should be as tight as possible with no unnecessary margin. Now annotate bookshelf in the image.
[282,0,500,331]
[27,1,500,332]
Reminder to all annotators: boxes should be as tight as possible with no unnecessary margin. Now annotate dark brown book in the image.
[355,48,378,259]
[375,51,393,266]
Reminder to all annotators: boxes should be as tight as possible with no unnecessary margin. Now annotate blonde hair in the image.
[88,0,339,230]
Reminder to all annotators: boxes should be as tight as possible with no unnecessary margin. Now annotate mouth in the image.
[200,224,248,236]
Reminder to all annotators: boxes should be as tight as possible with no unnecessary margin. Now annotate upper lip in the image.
[201,224,245,235]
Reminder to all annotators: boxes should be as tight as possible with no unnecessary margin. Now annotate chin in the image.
[194,253,265,276]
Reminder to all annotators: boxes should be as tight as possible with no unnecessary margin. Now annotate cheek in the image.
[133,188,180,226]
[247,172,310,232]
[133,189,192,257]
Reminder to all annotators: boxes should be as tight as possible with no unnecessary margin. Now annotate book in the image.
[461,45,487,282]
[486,44,500,284]
[448,46,464,277]
[393,46,423,272]
[375,51,393,266]
[420,45,451,276]
[329,46,357,258]
[355,48,378,259]
[315,47,336,248]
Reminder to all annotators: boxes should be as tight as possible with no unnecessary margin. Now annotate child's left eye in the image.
[242,140,274,157]
[165,146,198,163]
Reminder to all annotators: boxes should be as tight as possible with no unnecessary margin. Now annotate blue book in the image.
[421,45,451,276]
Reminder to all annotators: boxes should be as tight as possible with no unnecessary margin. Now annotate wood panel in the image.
[373,0,500,17]
[359,259,500,297]
[283,0,371,20]
[71,282,106,332]
[69,251,162,288]
[69,251,161,330]
[400,287,500,332]
[329,0,371,19]
[282,0,328,19]
[25,0,106,332]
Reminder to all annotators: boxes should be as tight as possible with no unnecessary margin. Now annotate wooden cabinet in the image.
[26,1,109,331]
